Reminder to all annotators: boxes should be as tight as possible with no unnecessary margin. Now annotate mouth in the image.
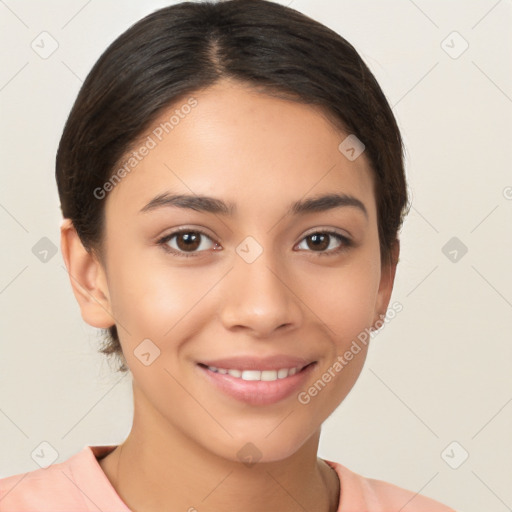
[196,361,317,406]
[198,362,313,381]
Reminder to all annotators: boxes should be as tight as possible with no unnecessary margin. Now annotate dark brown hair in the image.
[56,0,409,373]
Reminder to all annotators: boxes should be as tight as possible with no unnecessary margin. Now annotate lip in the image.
[198,355,313,371]
[197,359,317,406]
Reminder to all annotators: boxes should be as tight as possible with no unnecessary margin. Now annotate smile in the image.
[197,362,317,406]
[204,365,303,381]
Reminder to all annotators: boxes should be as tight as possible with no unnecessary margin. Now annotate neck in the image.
[99,386,340,512]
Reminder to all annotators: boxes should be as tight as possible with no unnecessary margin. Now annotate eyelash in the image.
[156,228,353,259]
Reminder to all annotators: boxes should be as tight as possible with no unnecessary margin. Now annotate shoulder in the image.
[0,452,86,511]
[0,445,126,512]
[357,473,456,512]
[324,459,457,512]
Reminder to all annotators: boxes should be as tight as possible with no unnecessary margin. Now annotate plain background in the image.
[1,1,511,511]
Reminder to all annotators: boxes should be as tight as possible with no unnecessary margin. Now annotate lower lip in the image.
[197,363,316,406]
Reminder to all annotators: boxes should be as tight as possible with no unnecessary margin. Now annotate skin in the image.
[61,78,398,512]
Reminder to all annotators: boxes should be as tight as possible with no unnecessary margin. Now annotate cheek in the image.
[106,249,215,348]
[302,256,380,343]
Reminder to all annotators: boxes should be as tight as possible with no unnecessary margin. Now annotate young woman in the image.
[0,1,456,510]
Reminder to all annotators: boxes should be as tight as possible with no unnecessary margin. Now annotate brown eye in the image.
[306,233,330,251]
[159,229,219,256]
[297,231,351,255]
[175,232,201,251]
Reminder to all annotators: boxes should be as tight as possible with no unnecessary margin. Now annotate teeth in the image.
[277,368,289,379]
[241,370,261,381]
[207,365,303,381]
[261,370,277,381]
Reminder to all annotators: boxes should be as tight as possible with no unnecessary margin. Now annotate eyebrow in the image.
[139,191,368,219]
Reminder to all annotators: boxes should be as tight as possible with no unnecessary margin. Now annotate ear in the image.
[60,218,115,329]
[372,239,400,329]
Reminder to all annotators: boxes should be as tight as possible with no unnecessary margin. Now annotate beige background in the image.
[1,1,511,511]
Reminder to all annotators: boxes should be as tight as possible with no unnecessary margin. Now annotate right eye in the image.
[157,229,221,258]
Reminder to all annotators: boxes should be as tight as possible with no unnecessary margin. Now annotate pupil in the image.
[178,232,200,250]
[309,234,328,251]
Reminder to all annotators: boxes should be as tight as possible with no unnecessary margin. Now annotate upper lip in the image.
[198,355,315,371]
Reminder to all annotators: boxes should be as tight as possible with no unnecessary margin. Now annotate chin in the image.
[212,430,315,466]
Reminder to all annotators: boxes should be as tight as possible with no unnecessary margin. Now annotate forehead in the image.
[105,80,376,222]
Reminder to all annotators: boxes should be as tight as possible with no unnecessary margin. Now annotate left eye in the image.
[296,231,350,254]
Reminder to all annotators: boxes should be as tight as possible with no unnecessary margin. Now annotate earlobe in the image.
[60,218,115,329]
[372,239,400,328]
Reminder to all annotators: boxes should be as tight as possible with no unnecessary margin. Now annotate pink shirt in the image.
[0,445,456,511]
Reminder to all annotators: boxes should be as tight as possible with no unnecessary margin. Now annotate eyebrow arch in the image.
[139,191,368,219]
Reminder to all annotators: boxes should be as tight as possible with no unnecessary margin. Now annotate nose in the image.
[218,249,303,338]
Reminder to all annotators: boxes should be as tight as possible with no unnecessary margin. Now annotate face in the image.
[76,79,396,463]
